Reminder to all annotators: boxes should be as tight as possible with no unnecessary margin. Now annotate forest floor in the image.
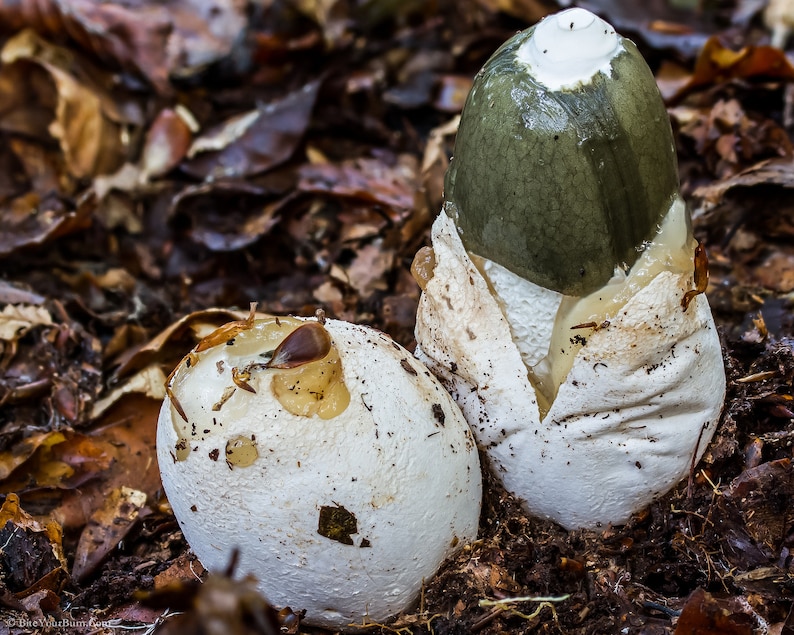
[1,0,794,633]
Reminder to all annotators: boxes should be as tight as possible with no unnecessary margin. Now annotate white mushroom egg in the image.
[157,315,481,630]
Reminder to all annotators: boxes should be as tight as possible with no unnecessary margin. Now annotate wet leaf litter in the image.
[0,0,793,633]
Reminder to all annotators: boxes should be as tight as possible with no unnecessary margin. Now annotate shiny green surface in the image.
[444,27,679,296]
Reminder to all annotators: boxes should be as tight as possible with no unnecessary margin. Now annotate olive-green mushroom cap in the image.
[444,13,679,296]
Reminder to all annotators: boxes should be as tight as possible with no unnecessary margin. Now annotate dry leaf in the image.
[0,0,248,94]
[672,36,794,102]
[0,494,68,597]
[297,155,419,221]
[183,80,321,179]
[344,241,394,298]
[111,308,250,380]
[72,486,148,582]
[0,29,130,178]
[170,181,283,252]
[141,108,194,180]
[0,431,59,481]
[0,304,52,341]
[0,190,95,257]
[675,588,755,634]
[91,364,168,419]
[53,395,161,530]
[0,430,113,494]
[695,158,794,207]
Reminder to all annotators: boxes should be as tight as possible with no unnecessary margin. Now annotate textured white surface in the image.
[476,256,562,367]
[415,212,726,529]
[158,318,481,629]
[516,8,622,91]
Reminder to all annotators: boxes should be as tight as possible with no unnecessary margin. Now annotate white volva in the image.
[415,211,725,530]
[157,317,481,630]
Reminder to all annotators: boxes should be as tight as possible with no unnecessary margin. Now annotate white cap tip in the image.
[516,8,621,91]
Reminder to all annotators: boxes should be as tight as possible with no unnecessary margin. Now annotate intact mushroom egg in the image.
[157,315,481,630]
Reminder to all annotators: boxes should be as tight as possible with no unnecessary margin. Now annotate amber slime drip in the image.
[167,316,352,460]
[411,246,436,291]
[529,197,695,417]
[271,345,350,419]
[225,436,258,467]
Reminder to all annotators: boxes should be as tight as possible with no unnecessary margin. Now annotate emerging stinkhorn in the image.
[413,8,726,530]
[157,312,481,629]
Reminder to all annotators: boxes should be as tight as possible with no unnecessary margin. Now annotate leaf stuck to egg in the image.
[266,321,332,369]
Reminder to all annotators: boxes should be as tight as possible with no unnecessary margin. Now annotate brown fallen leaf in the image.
[674,588,755,635]
[72,486,148,583]
[673,98,791,180]
[694,158,794,207]
[0,190,95,257]
[671,36,794,103]
[339,240,395,298]
[724,458,794,557]
[0,29,134,178]
[0,304,52,341]
[141,107,195,180]
[183,80,321,180]
[297,155,419,222]
[153,552,205,590]
[0,494,68,598]
[0,432,63,482]
[18,587,61,620]
[91,364,167,420]
[111,307,251,380]
[0,430,113,495]
[53,394,161,530]
[755,251,794,292]
[5,137,68,200]
[170,181,283,252]
[0,0,249,94]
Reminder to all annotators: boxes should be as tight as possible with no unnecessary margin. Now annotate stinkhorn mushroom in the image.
[157,312,481,629]
[413,8,726,530]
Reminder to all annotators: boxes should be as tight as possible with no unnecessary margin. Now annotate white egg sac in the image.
[415,211,725,530]
[157,316,481,630]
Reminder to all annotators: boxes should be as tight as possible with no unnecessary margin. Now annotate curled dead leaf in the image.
[141,108,195,180]
[0,30,134,178]
[671,36,794,103]
[297,155,419,222]
[0,191,95,257]
[72,486,148,583]
[0,304,52,341]
[169,181,283,252]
